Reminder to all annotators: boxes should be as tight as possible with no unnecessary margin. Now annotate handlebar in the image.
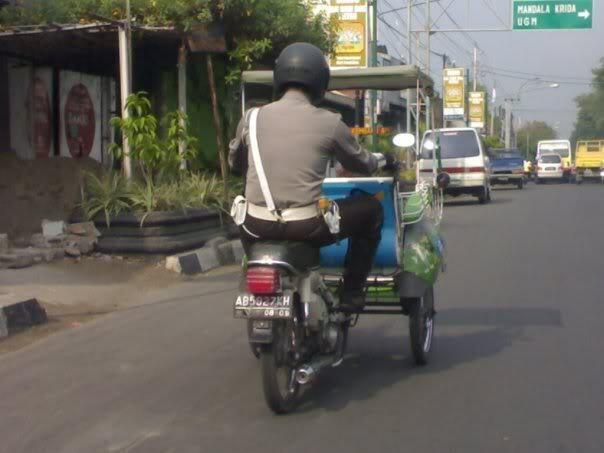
[373,153,387,169]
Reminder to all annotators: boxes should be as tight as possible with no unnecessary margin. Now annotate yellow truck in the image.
[575,140,604,184]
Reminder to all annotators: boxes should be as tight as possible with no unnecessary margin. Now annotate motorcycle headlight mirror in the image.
[392,133,415,148]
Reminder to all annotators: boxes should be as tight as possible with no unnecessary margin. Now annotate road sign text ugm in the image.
[513,0,593,30]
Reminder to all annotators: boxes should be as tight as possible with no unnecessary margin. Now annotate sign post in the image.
[468,92,486,130]
[512,0,593,30]
[443,68,466,122]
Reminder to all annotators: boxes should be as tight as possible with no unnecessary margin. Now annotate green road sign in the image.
[513,0,593,30]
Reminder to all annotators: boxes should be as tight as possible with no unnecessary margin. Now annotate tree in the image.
[1,0,336,177]
[0,1,335,83]
[571,58,604,144]
[516,121,557,160]
[483,135,504,150]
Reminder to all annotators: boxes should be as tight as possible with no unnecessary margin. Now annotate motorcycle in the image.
[234,66,446,414]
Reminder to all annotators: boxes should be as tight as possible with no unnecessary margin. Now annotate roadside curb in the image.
[166,238,245,275]
[0,297,48,339]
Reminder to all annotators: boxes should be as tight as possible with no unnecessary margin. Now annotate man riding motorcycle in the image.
[228,42,392,312]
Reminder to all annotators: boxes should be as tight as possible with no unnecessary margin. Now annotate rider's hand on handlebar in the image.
[384,153,400,171]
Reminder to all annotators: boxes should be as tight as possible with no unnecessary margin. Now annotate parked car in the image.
[537,140,572,181]
[536,153,564,184]
[419,128,491,204]
[488,148,525,189]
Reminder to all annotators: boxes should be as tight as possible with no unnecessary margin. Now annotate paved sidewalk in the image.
[0,257,241,353]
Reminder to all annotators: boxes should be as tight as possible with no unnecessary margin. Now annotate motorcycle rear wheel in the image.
[260,321,300,414]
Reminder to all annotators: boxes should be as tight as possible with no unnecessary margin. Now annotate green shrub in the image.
[81,170,244,225]
[81,172,131,227]
[109,92,198,182]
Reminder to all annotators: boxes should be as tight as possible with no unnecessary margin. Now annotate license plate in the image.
[234,293,293,319]
[499,177,509,182]
[546,167,556,171]
[448,179,461,186]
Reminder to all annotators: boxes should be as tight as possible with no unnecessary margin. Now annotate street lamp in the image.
[504,79,559,148]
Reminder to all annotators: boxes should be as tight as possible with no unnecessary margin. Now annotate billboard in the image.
[8,62,54,160]
[311,0,368,69]
[59,71,102,162]
[331,11,367,68]
[468,92,486,129]
[443,68,465,120]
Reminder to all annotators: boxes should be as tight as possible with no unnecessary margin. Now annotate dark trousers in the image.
[240,194,383,292]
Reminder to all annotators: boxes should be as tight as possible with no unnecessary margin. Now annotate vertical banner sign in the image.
[311,1,368,68]
[8,63,54,160]
[443,68,466,120]
[64,83,96,159]
[468,92,486,129]
[60,71,103,162]
[513,0,593,30]
[27,77,53,158]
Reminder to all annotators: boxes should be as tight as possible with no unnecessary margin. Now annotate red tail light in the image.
[442,167,485,174]
[246,267,281,294]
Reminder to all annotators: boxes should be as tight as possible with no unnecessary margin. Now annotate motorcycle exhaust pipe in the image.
[295,356,336,385]
[295,366,315,385]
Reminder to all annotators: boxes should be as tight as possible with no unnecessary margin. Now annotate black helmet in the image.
[274,43,330,103]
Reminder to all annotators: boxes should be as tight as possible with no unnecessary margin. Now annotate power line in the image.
[482,70,604,87]
[377,16,412,56]
[379,15,446,59]
[412,2,473,64]
[481,64,596,82]
[480,0,509,28]
[435,1,480,49]
[430,0,457,28]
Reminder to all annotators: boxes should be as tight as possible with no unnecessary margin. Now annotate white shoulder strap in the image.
[248,108,280,219]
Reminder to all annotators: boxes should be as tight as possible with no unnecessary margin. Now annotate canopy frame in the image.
[241,65,433,93]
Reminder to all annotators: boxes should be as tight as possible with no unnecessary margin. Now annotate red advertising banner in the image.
[26,77,52,158]
[64,83,96,158]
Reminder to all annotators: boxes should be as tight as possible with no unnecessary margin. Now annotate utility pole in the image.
[406,0,412,133]
[369,0,378,151]
[489,82,496,136]
[505,98,512,148]
[406,0,413,166]
[415,33,420,151]
[118,0,133,179]
[178,43,187,170]
[472,47,478,91]
[425,0,431,131]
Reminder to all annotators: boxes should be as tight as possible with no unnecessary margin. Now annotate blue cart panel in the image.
[320,177,399,270]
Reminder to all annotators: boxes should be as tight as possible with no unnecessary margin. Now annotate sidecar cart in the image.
[320,174,445,364]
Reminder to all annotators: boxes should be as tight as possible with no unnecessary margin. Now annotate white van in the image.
[536,153,564,183]
[419,128,491,204]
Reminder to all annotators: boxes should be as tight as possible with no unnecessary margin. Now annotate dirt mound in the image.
[0,152,103,240]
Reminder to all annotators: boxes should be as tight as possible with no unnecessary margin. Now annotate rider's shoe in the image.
[338,290,365,313]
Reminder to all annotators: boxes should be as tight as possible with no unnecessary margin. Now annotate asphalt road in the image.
[2,182,604,453]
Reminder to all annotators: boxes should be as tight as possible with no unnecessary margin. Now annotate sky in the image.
[377,0,602,138]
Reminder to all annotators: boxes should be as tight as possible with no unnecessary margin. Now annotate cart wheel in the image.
[406,287,435,365]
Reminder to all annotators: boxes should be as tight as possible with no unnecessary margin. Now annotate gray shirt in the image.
[228,90,378,209]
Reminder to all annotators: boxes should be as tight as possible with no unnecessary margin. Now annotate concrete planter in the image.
[75,209,238,254]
